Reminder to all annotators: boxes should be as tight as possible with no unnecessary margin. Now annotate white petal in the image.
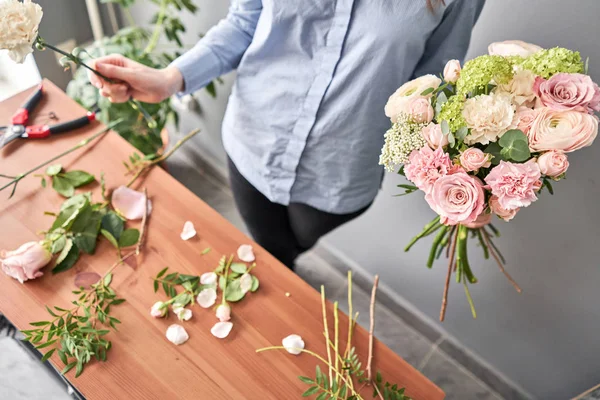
[240,273,252,294]
[200,272,217,285]
[237,244,255,262]
[166,324,189,345]
[196,288,217,308]
[150,301,166,318]
[180,221,196,241]
[111,186,152,220]
[211,321,233,339]
[177,308,193,321]
[282,334,305,355]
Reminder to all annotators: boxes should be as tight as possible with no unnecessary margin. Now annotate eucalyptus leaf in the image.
[437,91,448,106]
[250,276,260,292]
[455,126,468,141]
[224,279,245,302]
[484,142,504,165]
[230,263,247,274]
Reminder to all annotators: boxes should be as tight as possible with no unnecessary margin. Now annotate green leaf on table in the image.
[315,393,328,400]
[101,229,119,249]
[104,273,113,287]
[50,194,90,232]
[201,247,211,255]
[101,212,124,240]
[298,376,314,384]
[230,263,247,274]
[224,279,245,302]
[156,267,168,279]
[41,348,56,362]
[60,171,95,188]
[56,238,73,265]
[52,175,75,197]
[53,243,80,274]
[498,129,530,162]
[75,361,84,378]
[46,164,62,176]
[62,361,77,375]
[71,205,102,254]
[250,275,260,292]
[118,229,139,247]
[41,177,46,188]
[51,235,67,254]
[302,387,319,397]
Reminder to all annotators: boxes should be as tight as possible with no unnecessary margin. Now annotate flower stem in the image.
[320,286,334,383]
[462,274,477,319]
[333,301,340,388]
[221,255,233,305]
[123,7,137,27]
[143,0,168,55]
[366,275,379,381]
[440,228,459,322]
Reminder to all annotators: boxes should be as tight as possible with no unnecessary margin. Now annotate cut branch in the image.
[367,275,379,381]
[440,228,459,321]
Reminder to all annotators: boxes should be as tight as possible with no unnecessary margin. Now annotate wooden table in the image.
[0,81,444,400]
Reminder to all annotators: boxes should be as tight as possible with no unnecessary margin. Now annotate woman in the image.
[90,0,485,268]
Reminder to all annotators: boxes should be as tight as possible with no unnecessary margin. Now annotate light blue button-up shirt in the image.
[172,0,485,214]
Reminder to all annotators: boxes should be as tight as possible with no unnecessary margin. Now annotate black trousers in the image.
[228,158,371,268]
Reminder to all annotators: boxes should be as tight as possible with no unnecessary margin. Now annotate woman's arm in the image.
[411,0,486,78]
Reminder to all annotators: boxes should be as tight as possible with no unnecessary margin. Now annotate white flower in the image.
[200,272,217,285]
[488,40,543,58]
[150,301,167,318]
[282,334,305,355]
[240,273,253,294]
[180,221,196,241]
[211,321,233,339]
[166,324,189,345]
[215,304,231,322]
[111,186,152,220]
[462,92,515,145]
[237,244,255,262]
[173,305,192,321]
[196,288,217,308]
[385,75,441,122]
[0,0,43,63]
[443,59,461,83]
[496,69,537,107]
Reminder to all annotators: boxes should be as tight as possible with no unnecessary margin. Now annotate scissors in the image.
[0,84,96,150]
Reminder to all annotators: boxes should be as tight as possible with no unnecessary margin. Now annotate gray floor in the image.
[1,147,506,400]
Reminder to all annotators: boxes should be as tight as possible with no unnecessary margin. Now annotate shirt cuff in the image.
[170,44,223,96]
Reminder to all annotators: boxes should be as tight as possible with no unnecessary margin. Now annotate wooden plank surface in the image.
[0,80,444,400]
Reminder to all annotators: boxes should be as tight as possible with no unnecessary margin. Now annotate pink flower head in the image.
[404,147,453,193]
[463,212,492,229]
[534,73,600,113]
[537,150,569,178]
[485,160,541,210]
[528,107,598,153]
[421,123,448,149]
[425,172,485,226]
[489,195,519,222]
[459,148,492,172]
[1,241,51,284]
[513,106,538,135]
[406,97,434,124]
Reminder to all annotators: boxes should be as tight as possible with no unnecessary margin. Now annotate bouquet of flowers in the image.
[379,40,599,321]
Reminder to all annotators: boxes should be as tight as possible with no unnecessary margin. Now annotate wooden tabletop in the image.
[0,80,444,400]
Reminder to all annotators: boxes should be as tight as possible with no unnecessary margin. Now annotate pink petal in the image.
[240,273,252,294]
[211,321,233,339]
[74,272,101,288]
[111,186,152,220]
[282,334,305,355]
[166,324,189,345]
[180,221,196,241]
[237,244,255,262]
[196,288,217,308]
[200,272,217,285]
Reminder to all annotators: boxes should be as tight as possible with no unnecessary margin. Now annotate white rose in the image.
[462,92,515,145]
[496,69,537,107]
[384,74,442,122]
[443,59,461,83]
[0,0,43,63]
[488,40,542,58]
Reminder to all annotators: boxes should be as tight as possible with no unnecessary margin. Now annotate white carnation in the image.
[0,0,43,63]
[496,69,537,107]
[462,92,515,145]
[384,75,441,122]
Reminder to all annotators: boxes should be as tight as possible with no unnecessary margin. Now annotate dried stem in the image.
[136,188,149,255]
[333,301,340,387]
[481,228,521,293]
[344,271,353,360]
[440,228,459,322]
[367,275,379,382]
[320,286,334,383]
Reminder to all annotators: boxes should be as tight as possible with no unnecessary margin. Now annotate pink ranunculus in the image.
[484,160,541,210]
[534,73,600,113]
[425,172,485,226]
[487,40,542,57]
[443,59,461,83]
[1,242,52,284]
[513,106,538,135]
[406,97,434,123]
[589,82,600,112]
[459,148,491,172]
[421,123,448,149]
[537,150,569,178]
[463,212,492,229]
[404,146,454,193]
[489,195,519,222]
[528,107,598,152]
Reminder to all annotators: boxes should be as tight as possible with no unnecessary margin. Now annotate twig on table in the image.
[481,229,521,293]
[373,381,385,400]
[440,228,459,322]
[320,286,334,383]
[136,188,149,255]
[367,275,379,382]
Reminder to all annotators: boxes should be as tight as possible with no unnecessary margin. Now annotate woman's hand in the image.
[88,54,184,104]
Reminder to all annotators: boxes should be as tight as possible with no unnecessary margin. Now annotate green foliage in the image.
[438,95,467,133]
[520,47,584,79]
[456,55,514,96]
[43,164,96,197]
[21,273,125,378]
[498,129,530,162]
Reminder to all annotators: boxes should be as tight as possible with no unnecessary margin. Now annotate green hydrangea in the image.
[438,95,467,133]
[379,114,427,171]
[456,55,514,96]
[520,47,584,79]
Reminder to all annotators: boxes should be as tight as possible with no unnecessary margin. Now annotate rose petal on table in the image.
[282,334,305,355]
[180,221,196,241]
[215,304,231,322]
[200,272,217,285]
[111,186,152,220]
[237,244,255,262]
[196,288,217,308]
[166,324,189,345]
[73,272,101,288]
[176,308,193,321]
[240,273,252,294]
[211,321,233,339]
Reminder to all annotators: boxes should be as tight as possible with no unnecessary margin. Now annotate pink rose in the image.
[404,146,454,193]
[1,241,52,284]
[485,160,541,210]
[406,97,434,123]
[425,172,485,226]
[421,123,448,149]
[459,148,491,172]
[533,73,600,113]
[528,108,598,152]
[489,195,519,221]
[537,150,569,178]
[513,106,538,135]
[443,59,461,83]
